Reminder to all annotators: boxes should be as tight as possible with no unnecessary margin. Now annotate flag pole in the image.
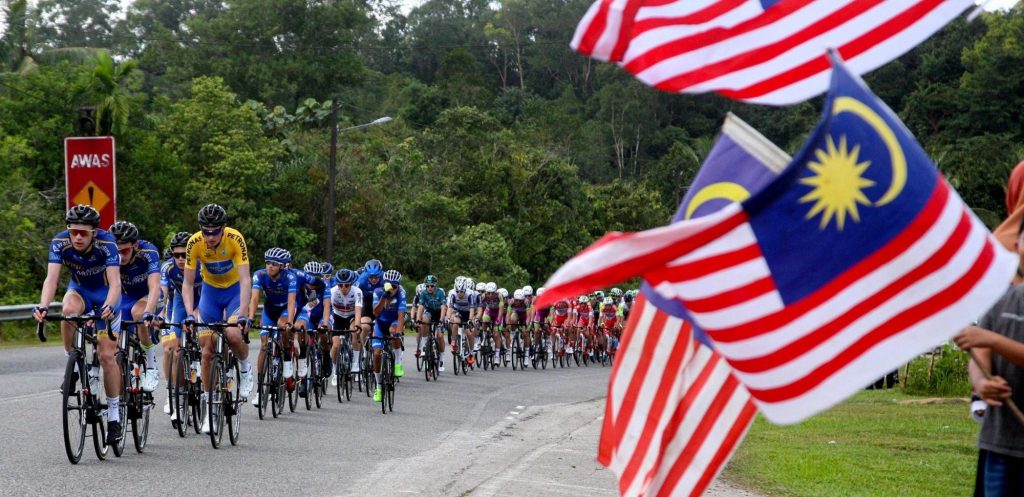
[967,348,1024,426]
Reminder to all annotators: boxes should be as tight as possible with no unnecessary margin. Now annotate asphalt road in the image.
[0,338,615,496]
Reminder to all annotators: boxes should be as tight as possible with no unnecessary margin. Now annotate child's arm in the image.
[955,325,1024,367]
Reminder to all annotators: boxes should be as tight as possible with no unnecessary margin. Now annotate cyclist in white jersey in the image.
[322,268,363,385]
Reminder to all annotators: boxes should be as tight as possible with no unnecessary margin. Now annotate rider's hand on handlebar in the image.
[99,304,115,320]
[33,306,48,323]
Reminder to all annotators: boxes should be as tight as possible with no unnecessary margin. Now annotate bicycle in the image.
[254,325,289,420]
[197,322,246,449]
[531,324,550,370]
[377,334,396,414]
[300,327,327,410]
[508,323,526,371]
[422,322,440,382]
[450,321,472,376]
[37,314,111,464]
[121,320,160,454]
[478,323,497,371]
[550,324,567,369]
[334,328,355,403]
[164,320,202,436]
[359,335,376,397]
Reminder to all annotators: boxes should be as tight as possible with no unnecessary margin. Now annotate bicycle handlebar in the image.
[36,314,114,342]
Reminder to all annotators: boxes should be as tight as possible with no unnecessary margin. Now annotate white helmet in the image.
[476,282,486,292]
[455,279,469,292]
[498,288,509,298]
[513,289,525,300]
[485,282,497,293]
[455,275,466,286]
[416,283,425,294]
[523,285,534,296]
[611,287,623,297]
[579,295,589,304]
[603,297,614,305]
[537,287,546,296]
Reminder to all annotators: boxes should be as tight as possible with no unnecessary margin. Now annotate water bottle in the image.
[88,365,100,392]
[190,360,200,383]
[226,367,235,391]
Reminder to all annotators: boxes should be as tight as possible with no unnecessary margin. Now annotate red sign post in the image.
[65,137,117,229]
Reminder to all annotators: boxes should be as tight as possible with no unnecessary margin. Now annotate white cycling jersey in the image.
[447,289,476,312]
[330,285,364,318]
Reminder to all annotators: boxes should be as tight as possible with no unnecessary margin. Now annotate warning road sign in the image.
[65,137,116,228]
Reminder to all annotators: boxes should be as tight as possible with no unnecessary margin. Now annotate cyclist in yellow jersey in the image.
[180,204,253,434]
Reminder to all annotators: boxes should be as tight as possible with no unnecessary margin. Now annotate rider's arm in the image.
[103,266,121,311]
[37,262,62,312]
[248,284,260,321]
[373,289,390,315]
[182,268,197,317]
[144,271,161,314]
[238,264,252,318]
[320,295,331,328]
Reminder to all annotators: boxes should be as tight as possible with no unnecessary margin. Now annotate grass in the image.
[0,320,58,348]
[724,390,978,497]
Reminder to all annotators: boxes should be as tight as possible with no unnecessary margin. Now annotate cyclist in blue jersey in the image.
[109,221,163,393]
[372,269,407,402]
[248,248,298,407]
[293,261,329,397]
[34,205,123,445]
[157,231,201,416]
[415,275,447,372]
[356,259,385,371]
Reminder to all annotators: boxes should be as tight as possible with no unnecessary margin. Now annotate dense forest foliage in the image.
[2,0,1023,303]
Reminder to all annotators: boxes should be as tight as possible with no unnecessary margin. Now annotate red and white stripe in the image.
[599,296,757,497]
[571,0,974,104]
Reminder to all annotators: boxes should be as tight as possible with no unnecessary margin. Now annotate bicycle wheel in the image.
[172,349,189,437]
[381,353,393,415]
[228,365,240,446]
[62,354,87,464]
[258,351,271,420]
[189,364,203,434]
[313,356,323,409]
[452,346,460,376]
[92,388,109,461]
[272,355,284,418]
[208,359,225,448]
[112,352,128,457]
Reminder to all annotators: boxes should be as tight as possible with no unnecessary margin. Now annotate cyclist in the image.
[551,297,574,353]
[575,295,594,358]
[293,261,329,397]
[158,231,200,417]
[356,259,384,373]
[180,204,254,434]
[324,268,363,385]
[597,296,623,354]
[445,278,477,363]
[371,269,407,402]
[416,275,447,372]
[35,205,123,444]
[505,289,531,360]
[477,282,503,361]
[107,221,163,393]
[248,247,298,407]
[621,290,635,321]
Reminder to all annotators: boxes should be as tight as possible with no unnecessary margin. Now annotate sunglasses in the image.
[266,261,282,267]
[426,285,436,288]
[118,246,133,255]
[339,283,352,288]
[172,252,187,259]
[68,228,94,238]
[201,226,224,237]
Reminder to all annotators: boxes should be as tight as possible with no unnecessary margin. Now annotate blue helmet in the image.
[335,268,357,285]
[321,262,334,276]
[364,259,383,277]
[264,247,289,265]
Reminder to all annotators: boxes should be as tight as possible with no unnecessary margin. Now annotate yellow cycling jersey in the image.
[184,227,249,288]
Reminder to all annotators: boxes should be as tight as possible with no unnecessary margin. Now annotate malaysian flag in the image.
[599,113,788,497]
[571,0,975,104]
[537,55,1014,427]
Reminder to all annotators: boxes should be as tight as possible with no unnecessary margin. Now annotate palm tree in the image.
[1,0,98,76]
[87,49,138,136]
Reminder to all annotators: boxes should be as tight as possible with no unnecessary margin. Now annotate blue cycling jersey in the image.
[292,269,326,307]
[48,229,119,288]
[373,286,408,322]
[253,268,298,307]
[120,240,161,299]
[160,259,202,299]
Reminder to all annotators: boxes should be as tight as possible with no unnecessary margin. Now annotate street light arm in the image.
[337,116,393,133]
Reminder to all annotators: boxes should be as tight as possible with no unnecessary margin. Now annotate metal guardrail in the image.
[0,303,62,322]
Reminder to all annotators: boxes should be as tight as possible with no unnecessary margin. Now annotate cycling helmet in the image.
[170,231,191,248]
[513,289,525,300]
[321,262,334,275]
[498,288,508,298]
[611,288,623,297]
[383,269,402,283]
[109,221,139,244]
[579,295,590,304]
[364,259,383,277]
[424,274,438,285]
[416,283,426,294]
[595,290,605,299]
[264,247,289,264]
[523,285,534,296]
[303,261,324,275]
[466,278,476,291]
[537,287,546,296]
[624,292,635,303]
[485,282,497,293]
[197,203,227,226]
[454,279,468,292]
[163,248,171,259]
[65,204,101,227]
[335,268,357,285]
[603,297,614,305]
[476,282,485,292]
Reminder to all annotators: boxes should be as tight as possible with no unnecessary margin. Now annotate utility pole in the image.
[326,100,339,262]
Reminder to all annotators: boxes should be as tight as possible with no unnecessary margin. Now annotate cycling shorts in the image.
[261,305,290,330]
[295,306,324,328]
[483,308,500,321]
[553,314,569,326]
[420,308,442,325]
[577,315,591,327]
[507,309,527,323]
[67,281,121,336]
[371,319,401,350]
[452,309,471,323]
[197,282,241,338]
[331,314,354,337]
[361,292,375,320]
[602,318,620,329]
[160,293,187,343]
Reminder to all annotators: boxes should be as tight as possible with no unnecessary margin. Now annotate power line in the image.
[0,77,67,108]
